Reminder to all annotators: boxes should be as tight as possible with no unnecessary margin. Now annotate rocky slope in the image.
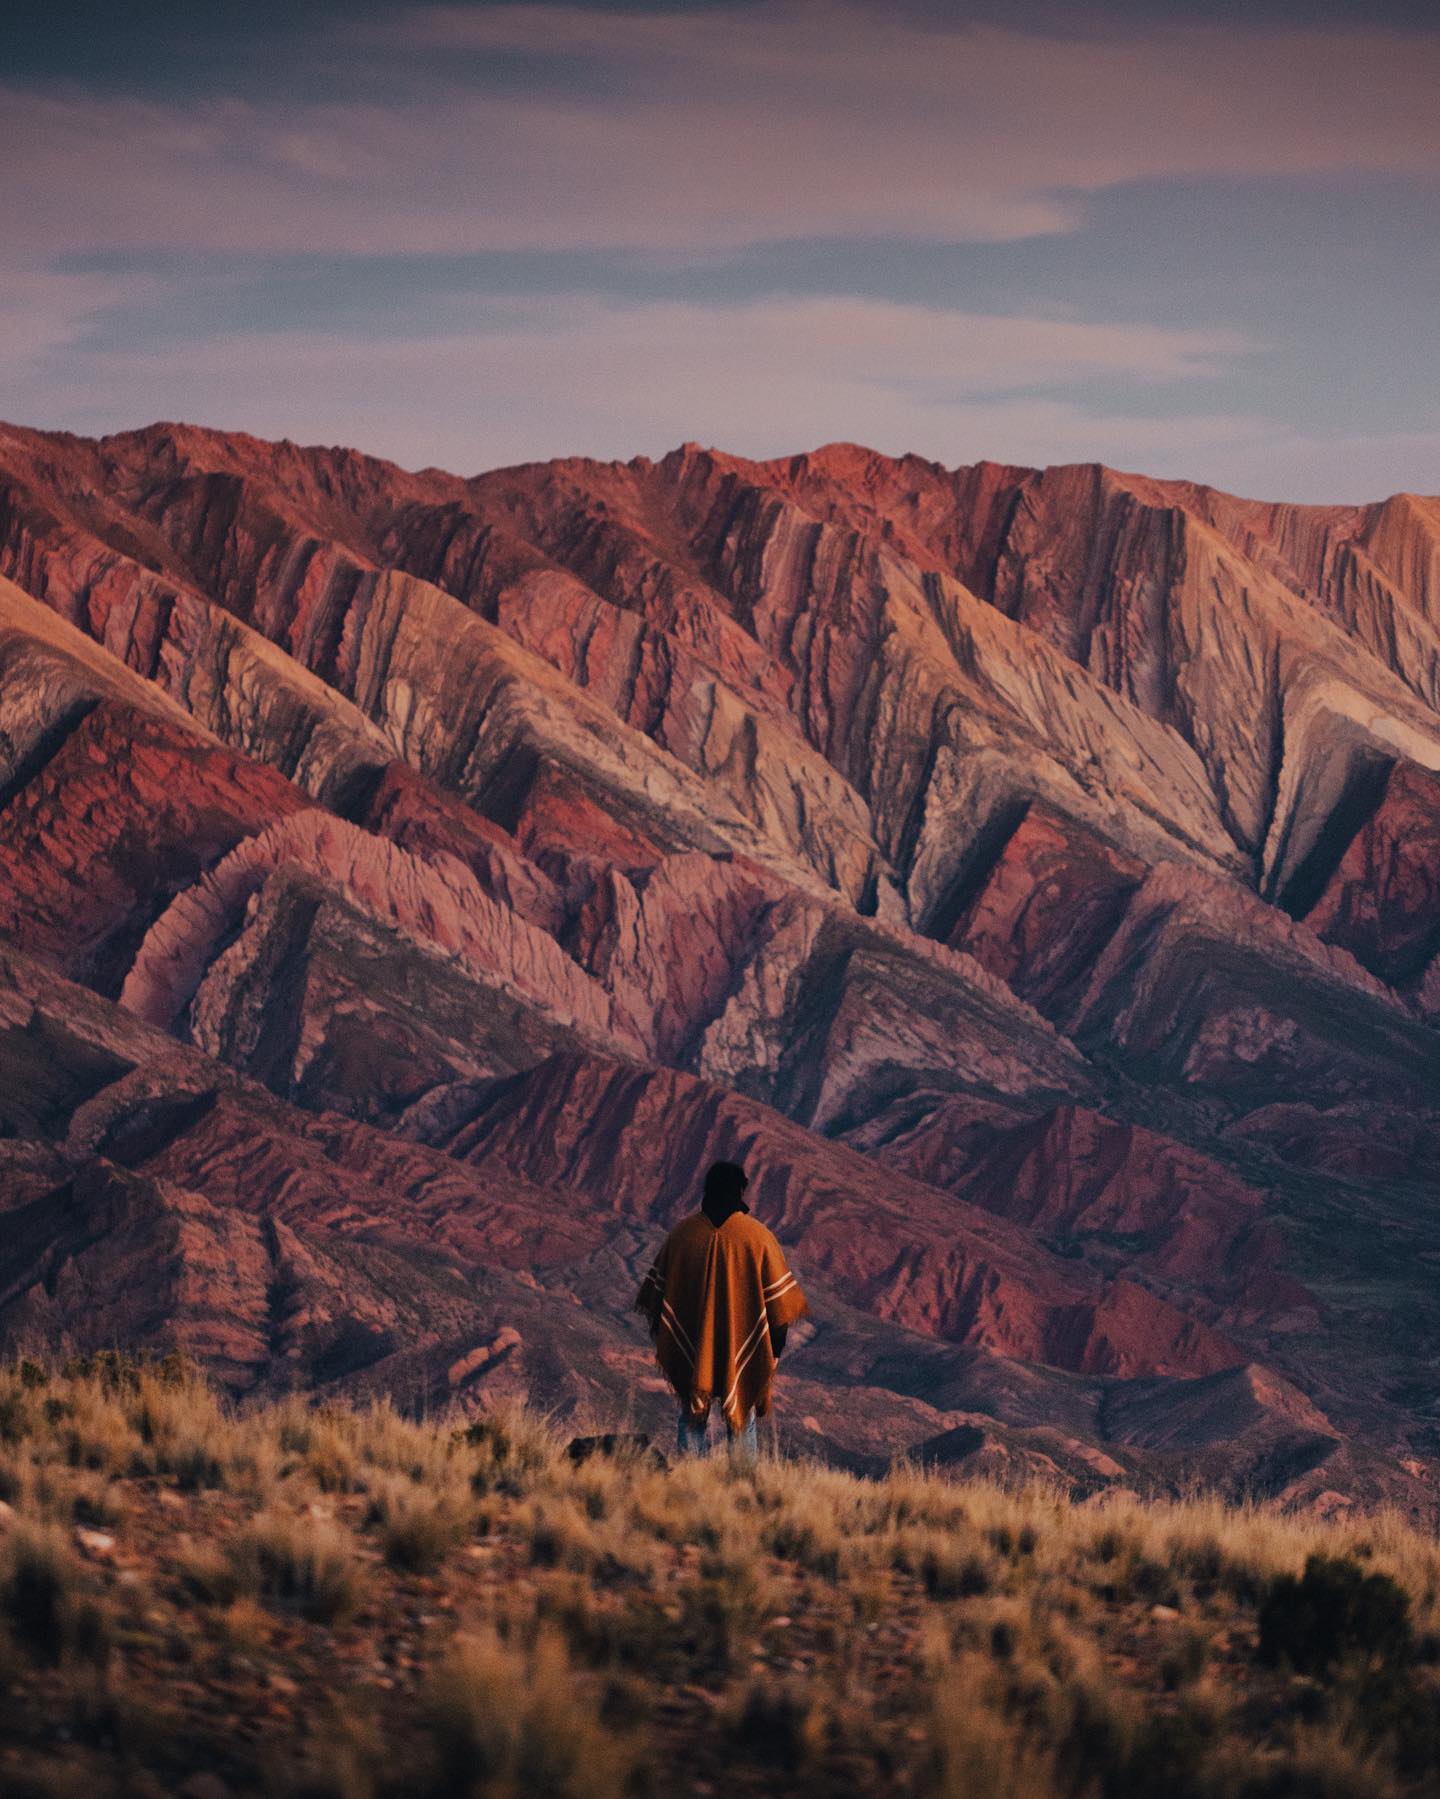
[1,421,1439,1506]
[10,1367,1440,1799]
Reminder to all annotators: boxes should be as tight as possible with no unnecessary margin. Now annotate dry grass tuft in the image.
[892,1525,995,1599]
[526,1493,601,1572]
[461,1403,564,1494]
[425,1626,633,1799]
[726,1676,829,1773]
[923,1650,1060,1798]
[229,1509,364,1624]
[366,1472,471,1573]
[0,1522,110,1667]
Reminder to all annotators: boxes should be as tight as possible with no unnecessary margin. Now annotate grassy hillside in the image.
[1,1359,1438,1797]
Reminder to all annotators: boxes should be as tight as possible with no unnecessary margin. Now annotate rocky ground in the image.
[3,1360,1440,1798]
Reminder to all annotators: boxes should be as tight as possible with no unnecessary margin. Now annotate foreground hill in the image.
[0,1362,1437,1797]
[0,422,1438,1504]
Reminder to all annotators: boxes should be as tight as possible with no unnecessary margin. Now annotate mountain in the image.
[2,420,1438,1506]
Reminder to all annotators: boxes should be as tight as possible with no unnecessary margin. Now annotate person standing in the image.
[635,1160,809,1456]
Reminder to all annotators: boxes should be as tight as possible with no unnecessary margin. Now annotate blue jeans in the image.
[677,1408,759,1457]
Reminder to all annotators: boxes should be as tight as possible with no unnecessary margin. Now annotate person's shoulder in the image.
[667,1211,711,1246]
[731,1213,781,1250]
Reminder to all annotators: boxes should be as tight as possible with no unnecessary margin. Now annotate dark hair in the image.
[703,1160,748,1205]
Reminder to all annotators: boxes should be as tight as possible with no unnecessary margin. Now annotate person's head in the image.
[703,1160,749,1209]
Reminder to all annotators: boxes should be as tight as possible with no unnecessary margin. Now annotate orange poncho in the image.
[635,1211,809,1431]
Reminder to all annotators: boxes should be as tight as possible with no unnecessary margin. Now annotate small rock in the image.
[0,1499,15,1529]
[1150,1604,1181,1622]
[74,1527,117,1558]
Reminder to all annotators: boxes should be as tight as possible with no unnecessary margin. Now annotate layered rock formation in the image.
[1,420,1439,1505]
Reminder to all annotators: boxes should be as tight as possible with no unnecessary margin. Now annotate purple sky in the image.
[4,1,1439,499]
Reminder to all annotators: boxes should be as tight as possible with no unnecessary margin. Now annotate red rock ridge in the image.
[0,423,1438,1505]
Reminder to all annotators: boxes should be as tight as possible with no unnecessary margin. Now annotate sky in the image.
[3,0,1438,500]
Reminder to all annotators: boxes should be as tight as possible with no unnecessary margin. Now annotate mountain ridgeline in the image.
[1,421,1439,1506]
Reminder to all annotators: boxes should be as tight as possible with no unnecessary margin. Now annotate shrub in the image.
[677,1558,775,1674]
[1170,1531,1224,1590]
[462,1406,560,1492]
[178,1545,245,1609]
[222,1417,283,1502]
[0,1446,30,1507]
[367,1475,469,1574]
[764,1508,844,1578]
[923,1650,1058,1798]
[69,1473,129,1529]
[0,1378,40,1446]
[528,1496,599,1573]
[230,1511,363,1625]
[425,1627,632,1798]
[0,1524,109,1666]
[1259,1555,1413,1677]
[893,1529,994,1600]
[126,1371,228,1488]
[267,1705,384,1799]
[1159,1627,1210,1691]
[990,1522,1040,1559]
[62,1348,191,1390]
[923,1542,994,1601]
[727,1678,827,1772]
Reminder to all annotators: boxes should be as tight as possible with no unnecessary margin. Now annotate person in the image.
[634,1159,809,1457]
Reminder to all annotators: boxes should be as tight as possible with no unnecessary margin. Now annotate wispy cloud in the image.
[3,1,1437,498]
[4,290,1259,476]
[0,266,163,364]
[4,5,1438,258]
